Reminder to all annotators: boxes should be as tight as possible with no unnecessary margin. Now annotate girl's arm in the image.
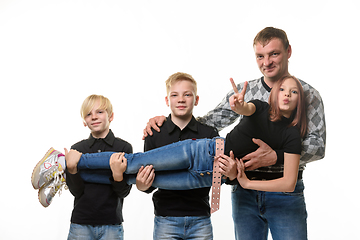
[229,79,256,116]
[237,153,300,192]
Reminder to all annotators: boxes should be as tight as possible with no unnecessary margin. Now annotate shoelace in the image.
[51,172,67,197]
[45,167,59,182]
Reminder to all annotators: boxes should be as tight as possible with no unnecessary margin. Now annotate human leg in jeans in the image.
[32,138,223,190]
[32,137,224,206]
[153,216,213,240]
[75,138,223,189]
[231,181,308,240]
[67,223,124,240]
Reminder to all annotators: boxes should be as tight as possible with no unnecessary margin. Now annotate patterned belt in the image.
[210,138,224,214]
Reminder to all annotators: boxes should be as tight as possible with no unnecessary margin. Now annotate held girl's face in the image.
[277,77,299,118]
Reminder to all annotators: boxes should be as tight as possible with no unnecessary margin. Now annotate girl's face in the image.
[278,77,299,118]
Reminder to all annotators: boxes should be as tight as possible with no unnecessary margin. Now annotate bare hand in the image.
[110,152,127,182]
[218,151,238,181]
[142,116,166,140]
[229,79,248,114]
[136,165,155,191]
[64,148,82,174]
[242,138,277,170]
[236,158,248,187]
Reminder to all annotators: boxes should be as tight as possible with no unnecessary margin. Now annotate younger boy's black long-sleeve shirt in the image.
[66,130,132,225]
[144,115,219,217]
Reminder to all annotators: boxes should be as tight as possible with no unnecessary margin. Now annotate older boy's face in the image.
[83,100,113,138]
[165,80,199,120]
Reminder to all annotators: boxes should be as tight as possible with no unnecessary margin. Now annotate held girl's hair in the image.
[268,76,307,137]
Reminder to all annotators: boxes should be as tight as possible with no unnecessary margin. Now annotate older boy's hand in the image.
[136,165,155,191]
[65,148,82,174]
[218,151,238,181]
[142,115,167,140]
[110,152,127,182]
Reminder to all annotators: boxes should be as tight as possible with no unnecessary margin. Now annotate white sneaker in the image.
[38,173,67,207]
[31,148,65,189]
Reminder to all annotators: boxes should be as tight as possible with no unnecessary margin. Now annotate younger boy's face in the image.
[83,100,113,138]
[165,80,199,120]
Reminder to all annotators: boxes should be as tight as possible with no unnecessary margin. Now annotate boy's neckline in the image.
[91,128,110,139]
[170,114,193,130]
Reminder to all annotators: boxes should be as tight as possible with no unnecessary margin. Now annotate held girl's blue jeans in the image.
[75,138,225,190]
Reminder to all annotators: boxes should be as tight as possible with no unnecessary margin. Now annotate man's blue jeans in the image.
[153,216,213,240]
[75,138,225,190]
[231,180,308,240]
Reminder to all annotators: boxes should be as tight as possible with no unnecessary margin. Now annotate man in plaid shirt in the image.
[144,27,326,240]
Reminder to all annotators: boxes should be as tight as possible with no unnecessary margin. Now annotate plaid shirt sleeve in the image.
[198,78,326,170]
[298,80,326,168]
[197,86,241,131]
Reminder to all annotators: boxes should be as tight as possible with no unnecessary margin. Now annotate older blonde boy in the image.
[136,72,219,240]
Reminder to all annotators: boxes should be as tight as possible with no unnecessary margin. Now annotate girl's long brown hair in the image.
[268,76,307,138]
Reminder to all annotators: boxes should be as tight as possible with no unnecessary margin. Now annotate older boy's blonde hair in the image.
[80,94,113,120]
[165,72,197,96]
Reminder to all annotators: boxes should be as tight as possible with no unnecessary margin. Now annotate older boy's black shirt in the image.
[66,129,132,225]
[144,115,219,217]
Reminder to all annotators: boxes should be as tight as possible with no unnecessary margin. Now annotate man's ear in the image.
[287,44,292,59]
[83,121,87,127]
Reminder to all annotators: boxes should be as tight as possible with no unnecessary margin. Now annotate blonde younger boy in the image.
[64,94,132,240]
[32,94,133,239]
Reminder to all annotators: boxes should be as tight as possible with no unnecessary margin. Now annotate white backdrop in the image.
[1,0,359,239]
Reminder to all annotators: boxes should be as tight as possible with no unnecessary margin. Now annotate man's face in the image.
[165,80,199,120]
[254,38,292,84]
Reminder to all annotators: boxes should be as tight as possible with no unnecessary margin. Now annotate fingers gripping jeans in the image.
[76,138,225,190]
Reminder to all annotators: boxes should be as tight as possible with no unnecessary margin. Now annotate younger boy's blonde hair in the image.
[165,72,197,96]
[80,94,113,120]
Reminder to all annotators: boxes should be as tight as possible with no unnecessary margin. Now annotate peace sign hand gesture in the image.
[228,78,255,116]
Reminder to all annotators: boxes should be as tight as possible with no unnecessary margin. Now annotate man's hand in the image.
[142,116,167,140]
[64,148,82,174]
[218,151,238,181]
[110,152,127,182]
[242,138,277,170]
[136,165,155,191]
